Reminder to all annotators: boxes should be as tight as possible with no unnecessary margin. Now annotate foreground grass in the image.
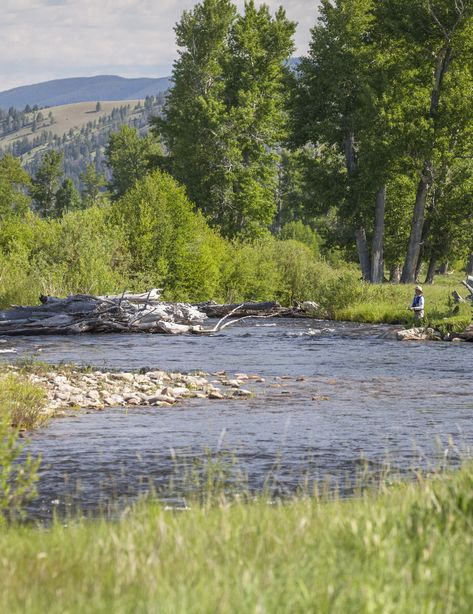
[1,467,473,613]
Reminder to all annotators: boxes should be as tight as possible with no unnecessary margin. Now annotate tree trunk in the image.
[438,261,449,275]
[400,45,452,284]
[343,130,372,282]
[466,254,473,276]
[371,185,386,283]
[355,226,371,281]
[425,255,437,284]
[389,264,401,284]
[343,131,357,175]
[400,165,431,283]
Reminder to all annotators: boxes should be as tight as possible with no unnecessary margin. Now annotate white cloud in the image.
[0,1,320,90]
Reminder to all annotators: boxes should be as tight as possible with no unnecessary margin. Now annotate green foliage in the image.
[79,163,107,208]
[220,238,281,303]
[112,170,226,301]
[0,376,41,524]
[3,466,473,611]
[30,150,63,217]
[105,126,162,200]
[154,0,296,238]
[55,178,81,215]
[0,207,128,307]
[0,154,31,220]
[0,373,46,430]
[279,220,319,256]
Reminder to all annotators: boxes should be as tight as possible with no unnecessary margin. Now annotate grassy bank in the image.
[334,274,471,332]
[1,466,473,613]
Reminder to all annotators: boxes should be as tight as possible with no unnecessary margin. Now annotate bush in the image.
[219,238,282,303]
[112,170,227,301]
[279,220,320,257]
[0,208,128,307]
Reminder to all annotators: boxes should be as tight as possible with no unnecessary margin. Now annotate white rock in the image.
[209,390,225,400]
[147,394,176,405]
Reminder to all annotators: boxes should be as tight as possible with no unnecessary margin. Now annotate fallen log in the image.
[0,294,207,336]
[195,300,323,318]
[0,293,325,336]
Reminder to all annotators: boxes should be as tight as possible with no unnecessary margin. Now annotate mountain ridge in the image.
[0,75,172,110]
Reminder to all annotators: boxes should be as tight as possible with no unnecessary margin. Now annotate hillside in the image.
[0,75,171,110]
[0,96,163,188]
[0,101,141,149]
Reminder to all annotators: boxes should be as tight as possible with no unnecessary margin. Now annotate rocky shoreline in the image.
[396,323,473,342]
[7,366,265,420]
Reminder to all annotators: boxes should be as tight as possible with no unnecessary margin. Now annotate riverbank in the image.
[1,464,472,613]
[1,363,264,427]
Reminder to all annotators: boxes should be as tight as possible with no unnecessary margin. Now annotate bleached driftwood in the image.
[0,292,325,337]
[0,294,207,336]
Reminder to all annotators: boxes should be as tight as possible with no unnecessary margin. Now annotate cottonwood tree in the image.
[375,0,473,283]
[153,0,295,238]
[105,126,162,200]
[293,0,394,282]
[80,164,107,207]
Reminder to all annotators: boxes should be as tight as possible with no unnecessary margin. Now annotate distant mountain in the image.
[0,75,172,110]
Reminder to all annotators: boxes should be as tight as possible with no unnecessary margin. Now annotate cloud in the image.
[0,1,320,90]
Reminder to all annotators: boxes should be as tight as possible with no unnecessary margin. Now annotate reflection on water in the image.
[3,318,472,520]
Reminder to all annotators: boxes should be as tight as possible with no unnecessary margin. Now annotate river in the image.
[3,319,473,519]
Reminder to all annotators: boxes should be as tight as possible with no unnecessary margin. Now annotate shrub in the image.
[279,220,320,257]
[219,238,282,303]
[112,170,227,301]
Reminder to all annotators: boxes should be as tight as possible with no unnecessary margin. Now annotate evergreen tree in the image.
[55,178,81,216]
[30,150,63,217]
[80,164,107,207]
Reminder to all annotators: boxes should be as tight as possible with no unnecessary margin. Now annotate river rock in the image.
[209,390,225,400]
[233,388,253,397]
[396,327,442,341]
[104,394,126,406]
[147,394,176,405]
[111,372,134,383]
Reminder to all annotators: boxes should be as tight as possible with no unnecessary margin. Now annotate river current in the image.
[2,319,473,519]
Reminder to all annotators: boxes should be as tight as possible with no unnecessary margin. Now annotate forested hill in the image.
[0,75,171,110]
[0,96,164,188]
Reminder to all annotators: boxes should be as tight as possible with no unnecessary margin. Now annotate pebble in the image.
[209,390,225,400]
[12,365,267,417]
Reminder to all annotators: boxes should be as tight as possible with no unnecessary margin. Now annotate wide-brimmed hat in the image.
[415,285,423,293]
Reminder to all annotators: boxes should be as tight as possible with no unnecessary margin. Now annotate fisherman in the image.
[409,285,425,320]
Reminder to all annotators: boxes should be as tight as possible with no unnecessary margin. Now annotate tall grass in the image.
[1,465,473,612]
[0,372,46,429]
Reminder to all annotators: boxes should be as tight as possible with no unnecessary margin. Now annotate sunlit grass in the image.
[335,274,471,331]
[0,372,46,429]
[1,465,473,613]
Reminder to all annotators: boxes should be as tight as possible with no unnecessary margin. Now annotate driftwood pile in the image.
[0,291,321,336]
[452,275,473,304]
[450,275,473,342]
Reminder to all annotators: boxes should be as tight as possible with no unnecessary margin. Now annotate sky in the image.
[1,0,320,91]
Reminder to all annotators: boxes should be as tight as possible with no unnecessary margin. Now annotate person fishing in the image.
[409,285,425,320]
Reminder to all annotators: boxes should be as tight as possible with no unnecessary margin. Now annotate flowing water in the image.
[2,319,473,519]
